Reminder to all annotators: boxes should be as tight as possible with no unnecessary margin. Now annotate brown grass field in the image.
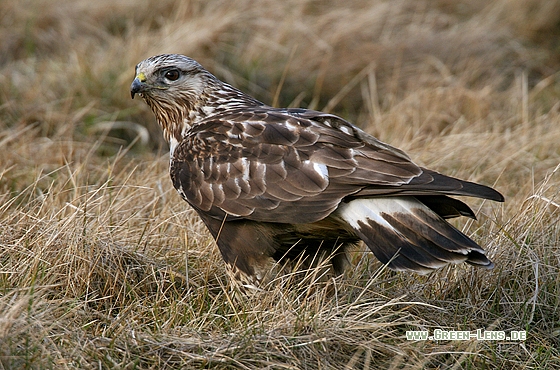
[1,0,560,368]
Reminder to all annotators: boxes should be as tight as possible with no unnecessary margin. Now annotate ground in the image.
[1,0,559,368]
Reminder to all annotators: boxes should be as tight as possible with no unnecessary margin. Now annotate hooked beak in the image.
[130,72,147,99]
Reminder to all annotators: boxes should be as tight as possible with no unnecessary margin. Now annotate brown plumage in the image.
[131,54,503,284]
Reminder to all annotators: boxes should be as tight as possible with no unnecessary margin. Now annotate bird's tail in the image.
[337,197,494,274]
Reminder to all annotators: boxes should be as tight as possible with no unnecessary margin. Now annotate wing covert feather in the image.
[170,107,498,224]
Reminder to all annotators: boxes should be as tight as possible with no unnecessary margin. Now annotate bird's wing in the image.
[291,109,504,201]
[170,107,500,224]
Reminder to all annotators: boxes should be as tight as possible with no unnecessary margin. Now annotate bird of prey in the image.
[130,54,503,285]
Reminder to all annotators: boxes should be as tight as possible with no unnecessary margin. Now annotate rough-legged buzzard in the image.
[130,54,503,285]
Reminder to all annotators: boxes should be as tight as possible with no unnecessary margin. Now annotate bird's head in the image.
[130,54,216,143]
[130,54,211,102]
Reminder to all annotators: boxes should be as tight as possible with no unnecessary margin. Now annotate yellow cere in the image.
[136,72,146,82]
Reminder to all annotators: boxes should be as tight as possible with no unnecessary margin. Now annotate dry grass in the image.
[1,0,560,368]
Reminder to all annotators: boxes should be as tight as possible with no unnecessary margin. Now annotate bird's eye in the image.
[164,69,180,81]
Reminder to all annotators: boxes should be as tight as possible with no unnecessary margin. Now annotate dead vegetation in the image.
[1,0,559,368]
